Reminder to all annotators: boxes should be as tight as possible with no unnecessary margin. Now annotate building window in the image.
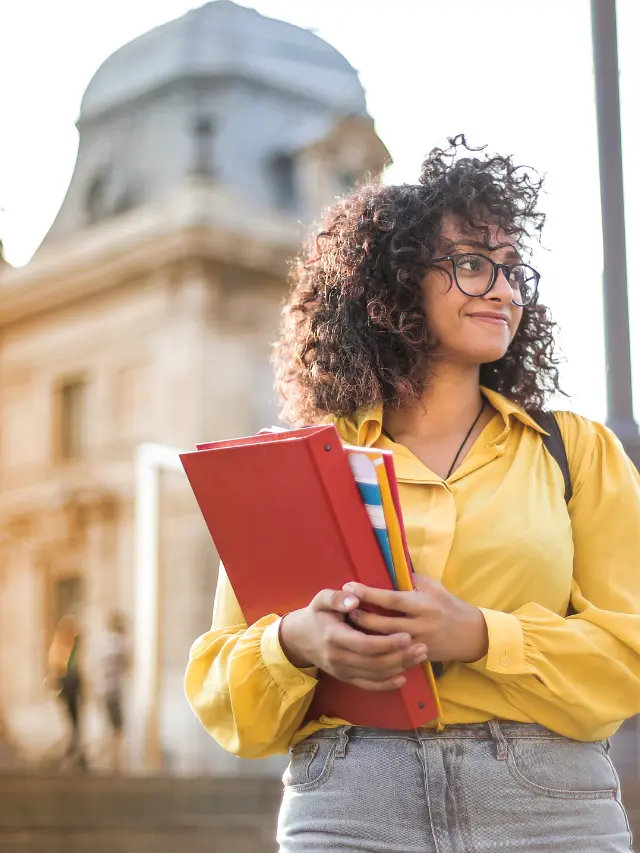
[338,171,357,194]
[270,153,297,210]
[56,378,87,461]
[53,576,83,627]
[192,116,215,177]
[86,172,109,224]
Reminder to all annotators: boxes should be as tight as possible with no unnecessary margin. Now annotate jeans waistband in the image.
[306,721,572,745]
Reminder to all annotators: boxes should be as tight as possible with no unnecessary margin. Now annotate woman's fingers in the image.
[324,627,428,685]
[327,643,427,680]
[312,588,360,614]
[328,621,411,656]
[342,582,424,615]
[348,609,411,636]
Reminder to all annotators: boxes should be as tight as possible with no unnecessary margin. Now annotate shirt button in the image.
[500,655,509,667]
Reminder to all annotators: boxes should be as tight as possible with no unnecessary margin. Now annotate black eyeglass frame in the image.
[429,253,540,307]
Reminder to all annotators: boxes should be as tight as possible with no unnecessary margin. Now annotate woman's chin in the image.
[460,344,510,365]
[468,330,512,363]
[481,346,510,364]
[432,337,511,366]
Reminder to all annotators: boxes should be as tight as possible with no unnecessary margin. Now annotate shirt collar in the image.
[480,387,548,436]
[335,386,548,448]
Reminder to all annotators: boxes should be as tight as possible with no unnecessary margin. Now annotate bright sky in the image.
[2,0,640,423]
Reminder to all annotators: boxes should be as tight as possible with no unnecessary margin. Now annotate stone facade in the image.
[0,1,389,775]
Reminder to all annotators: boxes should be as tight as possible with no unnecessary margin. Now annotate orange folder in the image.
[180,424,440,729]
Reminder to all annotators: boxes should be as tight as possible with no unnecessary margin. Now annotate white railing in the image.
[131,442,186,772]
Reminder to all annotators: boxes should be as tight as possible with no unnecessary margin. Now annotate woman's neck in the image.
[383,364,485,443]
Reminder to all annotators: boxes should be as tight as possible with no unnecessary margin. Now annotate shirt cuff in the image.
[260,617,318,694]
[466,608,528,676]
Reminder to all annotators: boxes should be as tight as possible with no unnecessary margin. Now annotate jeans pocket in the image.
[506,737,618,800]
[282,737,337,793]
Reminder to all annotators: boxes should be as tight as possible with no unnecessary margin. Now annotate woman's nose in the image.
[487,268,513,303]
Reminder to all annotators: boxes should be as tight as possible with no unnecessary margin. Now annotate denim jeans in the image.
[277,722,634,852]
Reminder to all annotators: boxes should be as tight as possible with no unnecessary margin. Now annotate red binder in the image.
[180,424,440,729]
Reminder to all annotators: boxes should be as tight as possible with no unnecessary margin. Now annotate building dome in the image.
[37,0,386,252]
[80,0,368,121]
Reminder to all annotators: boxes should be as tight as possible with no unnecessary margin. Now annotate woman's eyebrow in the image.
[451,240,522,261]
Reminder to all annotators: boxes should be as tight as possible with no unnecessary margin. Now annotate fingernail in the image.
[414,645,427,657]
[350,609,361,620]
[343,596,357,608]
[415,652,429,663]
[343,582,356,593]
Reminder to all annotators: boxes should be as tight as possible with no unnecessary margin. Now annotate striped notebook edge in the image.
[345,450,398,589]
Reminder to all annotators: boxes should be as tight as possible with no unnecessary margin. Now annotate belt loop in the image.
[335,726,351,758]
[488,720,508,761]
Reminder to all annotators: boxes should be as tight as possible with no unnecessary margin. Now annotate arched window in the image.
[192,116,215,177]
[270,153,297,210]
[85,172,109,224]
[338,171,357,194]
[114,189,135,216]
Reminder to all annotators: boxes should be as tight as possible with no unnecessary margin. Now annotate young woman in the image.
[185,138,640,852]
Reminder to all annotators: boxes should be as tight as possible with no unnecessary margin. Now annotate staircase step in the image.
[0,774,281,830]
[0,827,276,853]
[1,772,637,852]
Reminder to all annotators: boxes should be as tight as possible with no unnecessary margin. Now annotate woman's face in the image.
[423,215,524,366]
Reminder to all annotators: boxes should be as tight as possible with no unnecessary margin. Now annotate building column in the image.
[0,533,20,767]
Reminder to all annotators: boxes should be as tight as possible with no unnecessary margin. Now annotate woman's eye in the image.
[458,256,483,273]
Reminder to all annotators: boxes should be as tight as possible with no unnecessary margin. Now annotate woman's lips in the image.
[467,313,509,326]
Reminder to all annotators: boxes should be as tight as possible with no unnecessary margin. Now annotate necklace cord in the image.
[445,399,486,479]
[381,398,487,480]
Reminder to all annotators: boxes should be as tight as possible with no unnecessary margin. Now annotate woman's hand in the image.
[279,589,429,691]
[343,575,489,664]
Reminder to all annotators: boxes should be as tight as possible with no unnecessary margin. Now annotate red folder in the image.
[180,424,440,729]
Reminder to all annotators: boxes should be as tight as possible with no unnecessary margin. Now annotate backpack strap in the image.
[535,411,572,504]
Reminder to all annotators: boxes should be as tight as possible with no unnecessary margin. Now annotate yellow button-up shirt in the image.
[185,388,640,758]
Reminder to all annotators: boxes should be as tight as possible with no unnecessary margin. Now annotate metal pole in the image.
[590,0,640,463]
[590,0,629,420]
[591,0,640,787]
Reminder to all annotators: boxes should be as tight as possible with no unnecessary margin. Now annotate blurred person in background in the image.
[47,613,87,771]
[185,137,640,852]
[99,611,130,773]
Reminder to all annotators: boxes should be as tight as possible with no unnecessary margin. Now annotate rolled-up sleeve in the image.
[467,414,640,739]
[184,563,318,758]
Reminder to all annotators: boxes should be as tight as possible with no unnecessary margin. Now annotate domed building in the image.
[0,1,389,776]
[41,0,383,249]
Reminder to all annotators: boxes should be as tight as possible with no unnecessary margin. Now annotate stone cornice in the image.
[0,486,120,550]
[0,181,302,327]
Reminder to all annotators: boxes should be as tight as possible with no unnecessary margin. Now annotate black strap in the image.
[535,411,572,504]
[536,411,576,617]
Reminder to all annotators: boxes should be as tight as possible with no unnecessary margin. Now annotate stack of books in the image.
[180,423,441,729]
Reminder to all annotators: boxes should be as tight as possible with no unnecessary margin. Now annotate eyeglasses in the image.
[429,253,540,307]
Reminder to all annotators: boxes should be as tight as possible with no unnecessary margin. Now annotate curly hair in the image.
[273,135,563,425]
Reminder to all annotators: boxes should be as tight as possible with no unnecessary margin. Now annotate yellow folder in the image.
[350,447,442,716]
